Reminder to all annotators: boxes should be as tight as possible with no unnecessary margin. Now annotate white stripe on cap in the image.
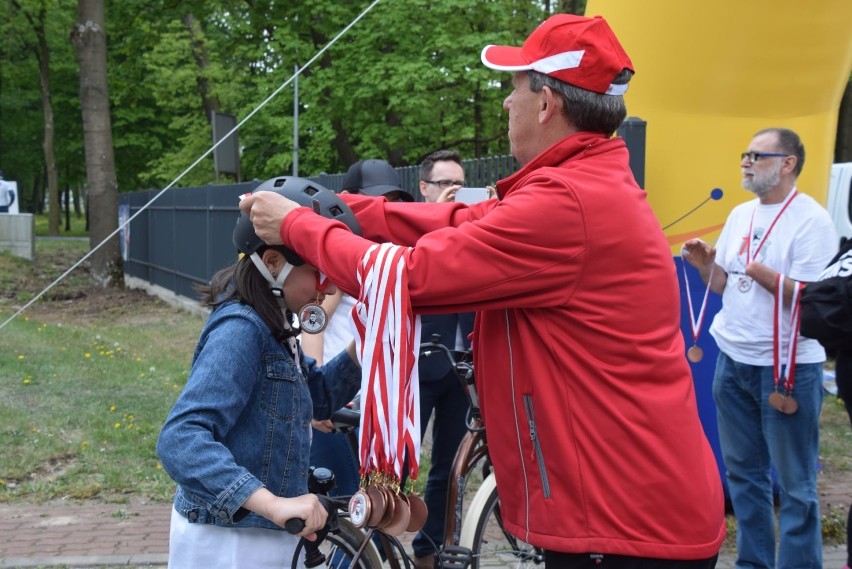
[530,49,585,74]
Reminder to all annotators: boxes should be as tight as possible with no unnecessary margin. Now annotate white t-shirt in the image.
[709,189,837,366]
[321,293,356,364]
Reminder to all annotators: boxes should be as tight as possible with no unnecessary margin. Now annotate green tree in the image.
[72,0,122,286]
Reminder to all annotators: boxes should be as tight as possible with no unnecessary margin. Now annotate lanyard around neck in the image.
[746,189,798,264]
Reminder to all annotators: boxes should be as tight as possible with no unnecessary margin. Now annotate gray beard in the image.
[742,165,781,197]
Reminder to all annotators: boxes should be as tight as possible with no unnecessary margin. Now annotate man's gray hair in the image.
[527,69,633,136]
[756,127,806,177]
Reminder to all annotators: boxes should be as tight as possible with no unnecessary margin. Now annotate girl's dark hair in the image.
[196,252,295,342]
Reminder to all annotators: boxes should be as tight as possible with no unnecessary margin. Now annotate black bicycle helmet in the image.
[233,176,361,266]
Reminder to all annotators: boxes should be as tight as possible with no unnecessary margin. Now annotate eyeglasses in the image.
[424,179,465,190]
[740,152,789,163]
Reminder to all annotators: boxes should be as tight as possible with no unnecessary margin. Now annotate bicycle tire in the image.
[308,518,384,569]
[459,473,544,568]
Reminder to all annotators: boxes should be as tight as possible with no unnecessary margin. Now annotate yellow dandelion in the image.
[84,353,91,359]
[81,441,90,450]
[114,422,121,429]
[22,378,31,385]
[109,404,116,412]
[17,354,24,360]
[156,463,163,470]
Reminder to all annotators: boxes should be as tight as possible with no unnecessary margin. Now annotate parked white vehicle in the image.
[828,162,852,244]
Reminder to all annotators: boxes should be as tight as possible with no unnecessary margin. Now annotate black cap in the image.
[341,159,413,201]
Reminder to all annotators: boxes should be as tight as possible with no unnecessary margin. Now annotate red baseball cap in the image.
[481,14,634,96]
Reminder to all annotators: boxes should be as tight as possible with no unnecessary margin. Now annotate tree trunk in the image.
[71,0,123,287]
[182,12,221,122]
[11,0,61,234]
[37,27,60,235]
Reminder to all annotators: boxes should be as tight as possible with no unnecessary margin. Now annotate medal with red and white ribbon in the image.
[680,256,714,363]
[768,273,804,415]
[348,243,426,534]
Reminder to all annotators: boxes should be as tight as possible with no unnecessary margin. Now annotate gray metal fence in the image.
[119,155,522,298]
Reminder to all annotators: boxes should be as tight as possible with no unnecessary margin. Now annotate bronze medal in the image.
[383,493,411,536]
[366,485,387,527]
[405,493,428,533]
[348,489,371,528]
[686,345,704,363]
[780,395,798,414]
[377,486,396,528]
[768,392,799,415]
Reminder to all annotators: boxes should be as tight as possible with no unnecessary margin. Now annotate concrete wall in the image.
[0,214,34,260]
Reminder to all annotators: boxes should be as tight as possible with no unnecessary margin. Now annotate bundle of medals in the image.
[349,473,428,535]
[768,274,804,415]
[349,243,428,536]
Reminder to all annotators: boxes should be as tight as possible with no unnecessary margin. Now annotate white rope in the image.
[0,0,382,331]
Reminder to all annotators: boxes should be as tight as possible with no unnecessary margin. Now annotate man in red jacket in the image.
[241,14,725,568]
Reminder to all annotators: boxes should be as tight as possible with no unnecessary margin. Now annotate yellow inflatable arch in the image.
[587,0,852,251]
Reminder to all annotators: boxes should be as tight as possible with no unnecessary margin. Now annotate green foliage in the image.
[2,0,561,200]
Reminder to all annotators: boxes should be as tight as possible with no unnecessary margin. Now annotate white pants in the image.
[168,507,302,568]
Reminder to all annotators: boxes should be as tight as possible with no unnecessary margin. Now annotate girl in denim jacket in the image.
[157,177,362,568]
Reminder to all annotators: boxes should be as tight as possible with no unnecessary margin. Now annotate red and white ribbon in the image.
[680,256,714,347]
[351,243,422,481]
[773,273,804,394]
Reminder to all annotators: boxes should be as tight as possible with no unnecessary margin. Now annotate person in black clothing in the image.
[411,150,476,569]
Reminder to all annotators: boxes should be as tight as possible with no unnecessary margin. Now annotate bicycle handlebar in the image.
[284,493,345,534]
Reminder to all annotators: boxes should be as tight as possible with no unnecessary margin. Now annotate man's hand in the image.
[239,191,302,245]
[681,238,716,270]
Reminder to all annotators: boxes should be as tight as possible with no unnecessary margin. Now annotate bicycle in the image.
[287,337,543,568]
[423,340,544,569]
[283,465,383,569]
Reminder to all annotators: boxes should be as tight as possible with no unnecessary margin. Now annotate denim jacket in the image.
[156,300,360,530]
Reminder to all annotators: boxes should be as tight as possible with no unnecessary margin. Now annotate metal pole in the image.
[293,64,299,176]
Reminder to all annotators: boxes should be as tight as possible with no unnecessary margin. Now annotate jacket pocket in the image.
[261,355,303,421]
[522,394,551,499]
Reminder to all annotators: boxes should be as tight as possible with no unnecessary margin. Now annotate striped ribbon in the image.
[773,273,805,393]
[352,243,422,481]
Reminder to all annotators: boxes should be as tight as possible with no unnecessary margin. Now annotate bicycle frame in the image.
[442,416,490,547]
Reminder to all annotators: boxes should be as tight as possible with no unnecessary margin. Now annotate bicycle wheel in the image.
[459,474,544,568]
[310,518,384,569]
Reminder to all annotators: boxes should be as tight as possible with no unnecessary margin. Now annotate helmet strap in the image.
[248,252,294,298]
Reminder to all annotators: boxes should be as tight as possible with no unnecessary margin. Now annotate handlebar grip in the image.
[284,518,305,534]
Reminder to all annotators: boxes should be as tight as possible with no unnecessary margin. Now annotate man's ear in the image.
[538,86,560,125]
[781,155,798,175]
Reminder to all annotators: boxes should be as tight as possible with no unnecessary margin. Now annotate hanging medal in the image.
[350,243,423,530]
[298,296,328,334]
[768,274,804,415]
[680,254,714,363]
